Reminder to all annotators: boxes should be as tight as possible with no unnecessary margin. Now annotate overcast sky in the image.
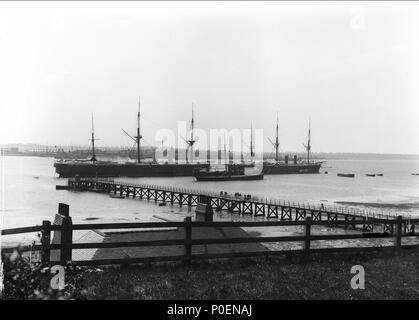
[1,1,418,154]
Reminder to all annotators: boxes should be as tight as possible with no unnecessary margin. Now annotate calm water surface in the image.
[2,156,419,244]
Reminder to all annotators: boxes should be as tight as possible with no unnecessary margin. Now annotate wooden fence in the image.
[2,215,419,267]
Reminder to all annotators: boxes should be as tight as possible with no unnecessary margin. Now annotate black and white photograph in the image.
[1,0,419,305]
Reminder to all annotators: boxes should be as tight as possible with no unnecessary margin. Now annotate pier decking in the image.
[66,178,416,235]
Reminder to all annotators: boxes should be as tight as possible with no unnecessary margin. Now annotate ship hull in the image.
[194,173,264,181]
[54,162,210,178]
[262,163,322,174]
[54,162,322,177]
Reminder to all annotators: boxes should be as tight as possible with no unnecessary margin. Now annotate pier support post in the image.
[195,195,214,222]
[281,207,291,220]
[267,205,278,219]
[184,217,192,265]
[344,215,349,229]
[396,215,403,249]
[304,217,312,254]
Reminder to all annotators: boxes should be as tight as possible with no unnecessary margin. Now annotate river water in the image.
[2,156,419,245]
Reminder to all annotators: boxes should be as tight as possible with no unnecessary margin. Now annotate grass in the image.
[3,248,419,299]
[80,248,419,299]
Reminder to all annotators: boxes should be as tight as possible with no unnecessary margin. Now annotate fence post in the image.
[41,220,51,265]
[184,217,192,264]
[61,215,73,263]
[396,215,403,249]
[304,217,312,254]
[51,203,73,263]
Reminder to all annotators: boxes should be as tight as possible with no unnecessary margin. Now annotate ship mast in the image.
[90,113,97,162]
[304,118,311,164]
[268,112,280,162]
[240,134,244,164]
[275,112,279,162]
[186,104,196,164]
[136,96,142,163]
[250,123,254,162]
[223,133,227,169]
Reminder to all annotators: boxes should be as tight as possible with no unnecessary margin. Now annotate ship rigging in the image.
[303,118,311,164]
[89,113,98,162]
[267,112,280,162]
[121,96,143,163]
[185,104,196,164]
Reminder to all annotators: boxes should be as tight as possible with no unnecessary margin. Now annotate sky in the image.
[1,1,418,154]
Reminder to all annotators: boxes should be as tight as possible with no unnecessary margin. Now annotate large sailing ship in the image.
[54,100,322,178]
[262,115,322,174]
[54,99,209,178]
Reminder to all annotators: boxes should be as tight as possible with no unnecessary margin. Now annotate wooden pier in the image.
[67,178,416,235]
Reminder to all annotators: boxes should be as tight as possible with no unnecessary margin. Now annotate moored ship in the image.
[54,160,209,178]
[54,99,209,178]
[262,115,322,174]
[194,136,263,181]
[194,165,264,181]
[54,100,322,178]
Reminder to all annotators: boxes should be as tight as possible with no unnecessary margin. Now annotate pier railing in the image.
[2,205,419,267]
[66,178,412,223]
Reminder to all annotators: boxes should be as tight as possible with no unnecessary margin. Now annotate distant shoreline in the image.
[334,201,419,210]
[2,153,419,161]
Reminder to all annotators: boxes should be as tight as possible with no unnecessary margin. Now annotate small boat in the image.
[337,173,355,178]
[412,173,419,176]
[195,132,264,181]
[195,172,264,181]
[194,164,264,182]
[366,174,376,177]
[56,185,70,190]
[158,202,167,207]
[376,173,383,176]
[110,194,125,199]
[92,188,106,193]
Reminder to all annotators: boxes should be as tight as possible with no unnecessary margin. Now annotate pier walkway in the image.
[67,178,416,235]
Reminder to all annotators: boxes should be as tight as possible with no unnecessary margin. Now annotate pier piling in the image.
[67,178,409,234]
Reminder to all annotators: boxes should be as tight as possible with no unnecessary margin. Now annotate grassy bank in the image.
[3,248,419,299]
